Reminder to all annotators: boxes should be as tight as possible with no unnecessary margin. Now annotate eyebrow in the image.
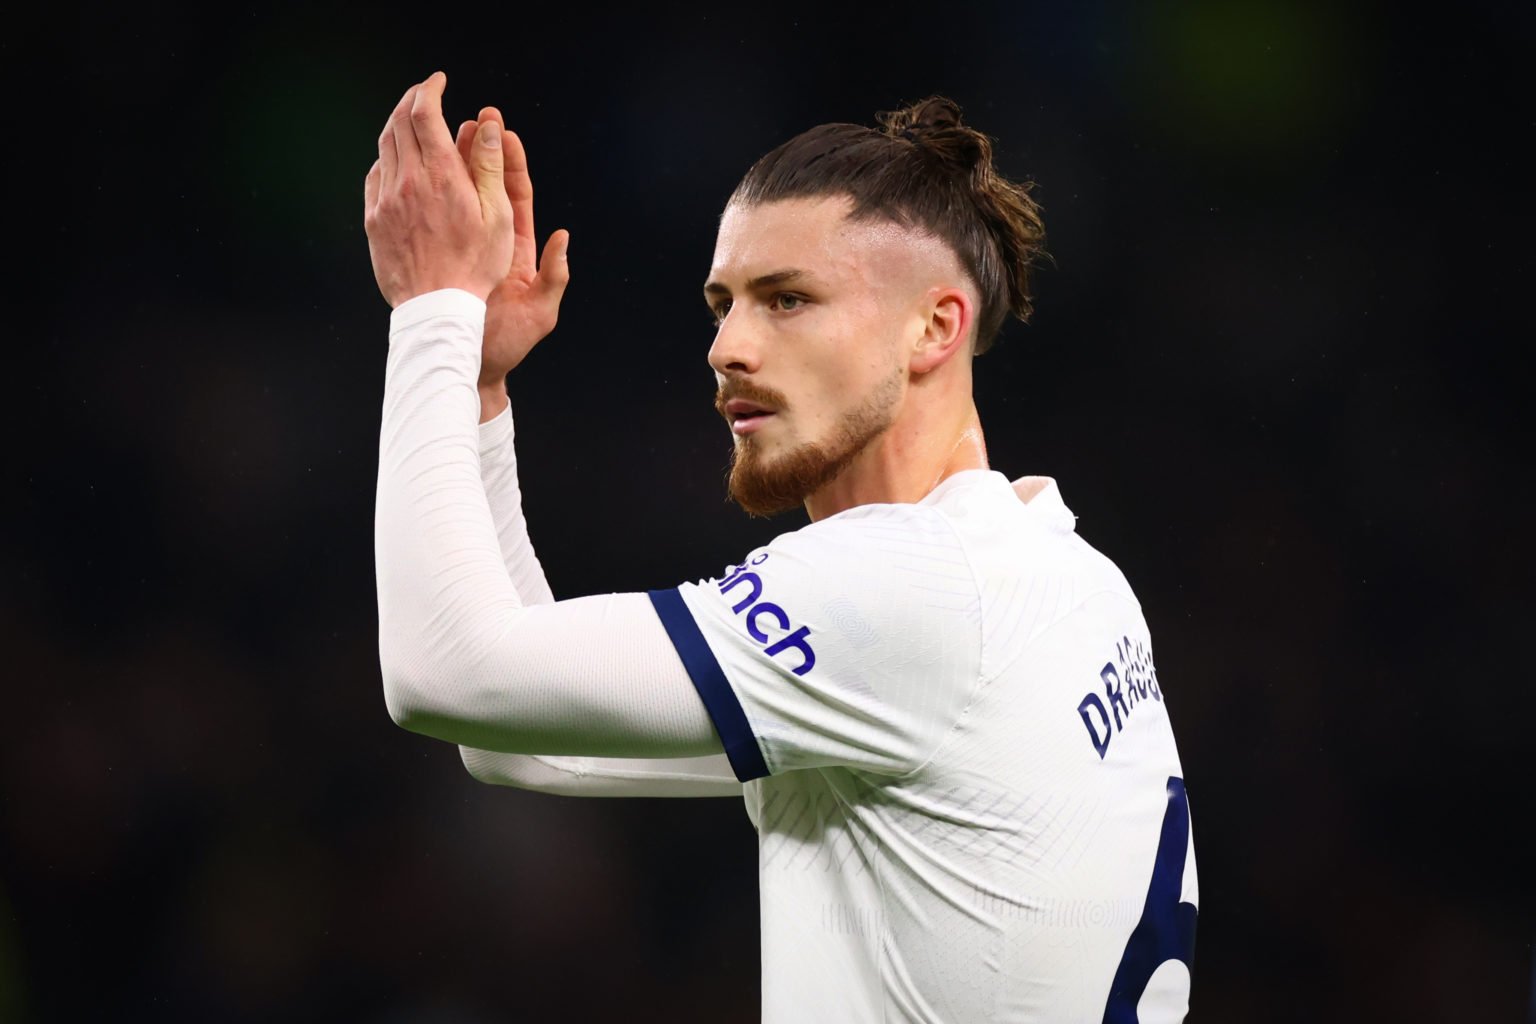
[703,268,807,297]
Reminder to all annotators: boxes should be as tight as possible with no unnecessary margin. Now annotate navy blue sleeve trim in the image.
[647,588,770,782]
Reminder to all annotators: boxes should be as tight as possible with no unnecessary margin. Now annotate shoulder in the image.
[782,495,970,565]
[676,498,982,676]
[926,471,1139,599]
[744,496,981,622]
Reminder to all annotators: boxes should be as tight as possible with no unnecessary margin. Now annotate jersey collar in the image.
[1009,475,1077,533]
[922,470,1079,534]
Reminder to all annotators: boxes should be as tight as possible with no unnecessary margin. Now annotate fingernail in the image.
[481,121,501,146]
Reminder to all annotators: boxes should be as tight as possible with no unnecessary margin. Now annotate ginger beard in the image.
[717,366,904,517]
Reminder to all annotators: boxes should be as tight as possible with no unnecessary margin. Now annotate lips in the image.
[723,398,776,435]
[724,398,774,417]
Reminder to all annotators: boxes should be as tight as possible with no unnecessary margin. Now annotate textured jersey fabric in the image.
[656,471,1198,1023]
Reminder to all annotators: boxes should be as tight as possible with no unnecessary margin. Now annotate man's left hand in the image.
[452,109,571,406]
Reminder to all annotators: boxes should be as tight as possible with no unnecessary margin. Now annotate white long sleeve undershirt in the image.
[462,370,740,796]
[375,289,732,774]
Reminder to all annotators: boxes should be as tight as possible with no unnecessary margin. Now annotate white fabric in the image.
[475,400,555,606]
[460,395,739,796]
[375,289,721,758]
[376,289,1197,1021]
[676,470,1197,1023]
[459,746,743,797]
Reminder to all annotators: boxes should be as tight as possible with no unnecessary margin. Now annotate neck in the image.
[804,399,988,522]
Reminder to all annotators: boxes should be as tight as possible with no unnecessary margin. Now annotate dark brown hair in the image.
[729,96,1048,355]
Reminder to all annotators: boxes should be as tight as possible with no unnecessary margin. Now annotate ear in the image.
[909,286,973,375]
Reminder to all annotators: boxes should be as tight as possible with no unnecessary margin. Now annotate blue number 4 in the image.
[1103,776,1198,1023]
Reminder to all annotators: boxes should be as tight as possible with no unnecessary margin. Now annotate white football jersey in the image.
[648,470,1197,1023]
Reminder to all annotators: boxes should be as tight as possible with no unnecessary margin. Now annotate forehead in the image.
[708,196,954,292]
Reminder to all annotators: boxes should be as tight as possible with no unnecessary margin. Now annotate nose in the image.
[707,308,763,377]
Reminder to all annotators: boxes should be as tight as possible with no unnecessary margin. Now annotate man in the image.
[366,71,1198,1023]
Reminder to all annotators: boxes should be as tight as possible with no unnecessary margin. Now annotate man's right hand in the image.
[364,72,515,308]
[452,109,572,419]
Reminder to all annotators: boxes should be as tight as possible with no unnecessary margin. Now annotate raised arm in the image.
[450,105,738,795]
[455,105,560,607]
[364,73,727,764]
[471,401,739,795]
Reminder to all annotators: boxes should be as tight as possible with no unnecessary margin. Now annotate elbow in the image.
[459,745,504,785]
[376,603,524,738]
[381,669,424,733]
[378,645,437,735]
[377,642,497,746]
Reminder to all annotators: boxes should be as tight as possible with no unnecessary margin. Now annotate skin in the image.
[363,72,570,425]
[364,72,992,521]
[706,196,988,521]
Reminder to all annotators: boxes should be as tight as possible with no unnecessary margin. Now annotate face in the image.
[705,196,953,516]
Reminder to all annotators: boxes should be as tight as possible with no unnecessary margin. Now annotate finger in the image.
[470,120,512,225]
[365,159,381,213]
[501,127,538,280]
[473,109,503,171]
[409,70,457,163]
[455,120,476,167]
[378,82,414,189]
[378,121,398,190]
[531,229,571,305]
[384,82,418,171]
[390,82,423,172]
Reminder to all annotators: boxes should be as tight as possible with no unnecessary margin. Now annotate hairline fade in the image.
[726,97,1049,356]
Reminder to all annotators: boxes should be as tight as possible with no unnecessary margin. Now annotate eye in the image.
[710,299,732,327]
[771,293,805,312]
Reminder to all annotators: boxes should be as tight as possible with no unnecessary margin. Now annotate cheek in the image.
[829,306,904,389]
[780,304,899,432]
[806,360,888,435]
[794,316,865,411]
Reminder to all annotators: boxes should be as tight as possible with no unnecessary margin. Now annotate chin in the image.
[725,373,900,517]
[727,435,858,518]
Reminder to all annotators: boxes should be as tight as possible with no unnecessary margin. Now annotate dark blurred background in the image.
[8,2,1532,1021]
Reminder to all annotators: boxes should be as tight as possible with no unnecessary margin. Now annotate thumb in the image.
[471,120,511,224]
[533,229,572,305]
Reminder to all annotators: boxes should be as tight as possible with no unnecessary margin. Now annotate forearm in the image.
[376,289,504,723]
[461,379,738,792]
[476,388,554,606]
[375,290,720,757]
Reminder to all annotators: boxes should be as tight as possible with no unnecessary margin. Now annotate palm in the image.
[482,266,550,382]
[455,113,570,387]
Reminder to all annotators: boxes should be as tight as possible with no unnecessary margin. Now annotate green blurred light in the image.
[1137,0,1358,156]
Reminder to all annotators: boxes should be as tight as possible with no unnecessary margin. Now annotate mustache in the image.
[714,376,790,419]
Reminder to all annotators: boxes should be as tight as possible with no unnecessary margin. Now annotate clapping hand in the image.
[364,72,515,308]
[364,72,571,421]
[452,108,570,391]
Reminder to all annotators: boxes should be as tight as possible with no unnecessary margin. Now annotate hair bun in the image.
[878,96,985,173]
[881,96,963,136]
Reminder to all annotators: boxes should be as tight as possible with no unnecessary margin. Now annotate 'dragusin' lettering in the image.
[1076,636,1162,759]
